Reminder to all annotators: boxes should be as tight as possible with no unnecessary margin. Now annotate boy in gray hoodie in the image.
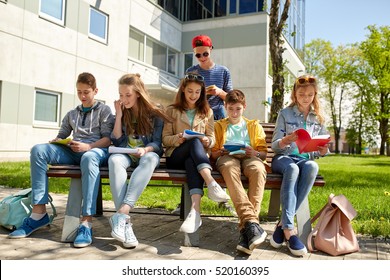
[9,72,114,248]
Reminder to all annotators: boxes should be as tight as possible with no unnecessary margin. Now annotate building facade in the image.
[0,0,306,161]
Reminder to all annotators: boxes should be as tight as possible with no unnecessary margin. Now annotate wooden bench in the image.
[47,123,325,246]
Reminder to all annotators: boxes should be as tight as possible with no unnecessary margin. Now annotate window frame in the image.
[33,89,61,128]
[88,6,109,44]
[38,0,66,26]
[129,27,179,74]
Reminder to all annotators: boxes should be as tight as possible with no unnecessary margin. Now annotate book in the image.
[223,141,246,152]
[228,150,246,156]
[183,129,205,139]
[294,129,330,153]
[51,138,72,145]
[108,146,139,154]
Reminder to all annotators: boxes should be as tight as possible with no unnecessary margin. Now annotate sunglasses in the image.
[184,74,204,82]
[296,76,316,85]
[195,52,209,58]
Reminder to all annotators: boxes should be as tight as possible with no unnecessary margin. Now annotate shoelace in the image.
[114,216,127,232]
[125,223,136,240]
[78,226,90,237]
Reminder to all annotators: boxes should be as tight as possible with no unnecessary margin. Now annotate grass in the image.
[0,155,389,237]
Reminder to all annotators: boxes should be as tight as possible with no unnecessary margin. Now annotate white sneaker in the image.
[109,213,129,242]
[208,182,230,202]
[180,208,202,233]
[123,221,139,249]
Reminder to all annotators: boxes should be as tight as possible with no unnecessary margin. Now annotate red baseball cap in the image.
[192,35,213,49]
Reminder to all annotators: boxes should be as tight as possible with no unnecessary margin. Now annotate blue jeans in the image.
[166,138,211,196]
[30,143,109,216]
[271,154,319,230]
[108,152,160,210]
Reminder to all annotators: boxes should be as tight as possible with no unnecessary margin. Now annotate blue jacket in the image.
[111,116,164,157]
[271,105,328,159]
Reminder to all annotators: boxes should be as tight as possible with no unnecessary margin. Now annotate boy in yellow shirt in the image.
[210,89,268,255]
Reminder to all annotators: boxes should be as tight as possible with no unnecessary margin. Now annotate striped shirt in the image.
[186,64,233,119]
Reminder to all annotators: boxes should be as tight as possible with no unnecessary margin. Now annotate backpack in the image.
[307,193,360,256]
[0,188,56,230]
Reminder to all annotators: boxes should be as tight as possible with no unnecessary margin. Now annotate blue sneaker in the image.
[286,235,307,256]
[73,225,93,248]
[8,214,50,239]
[270,222,285,248]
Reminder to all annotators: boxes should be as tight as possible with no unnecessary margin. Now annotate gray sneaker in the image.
[208,182,230,202]
[218,201,238,217]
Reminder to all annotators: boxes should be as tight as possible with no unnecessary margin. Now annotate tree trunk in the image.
[268,0,291,123]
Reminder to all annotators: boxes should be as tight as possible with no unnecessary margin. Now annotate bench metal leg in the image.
[95,181,103,216]
[267,189,280,220]
[296,196,312,246]
[183,183,199,247]
[61,178,82,242]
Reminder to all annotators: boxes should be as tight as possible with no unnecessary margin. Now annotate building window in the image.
[129,27,179,75]
[34,90,60,126]
[168,49,178,75]
[89,7,108,44]
[184,53,194,73]
[158,0,180,18]
[39,0,66,26]
[129,29,145,61]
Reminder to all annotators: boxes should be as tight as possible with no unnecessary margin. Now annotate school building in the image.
[0,0,306,161]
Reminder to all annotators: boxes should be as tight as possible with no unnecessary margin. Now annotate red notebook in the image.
[294,129,330,153]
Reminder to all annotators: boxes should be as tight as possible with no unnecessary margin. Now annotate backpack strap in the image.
[307,193,335,252]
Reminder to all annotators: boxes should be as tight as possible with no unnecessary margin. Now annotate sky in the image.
[305,0,390,47]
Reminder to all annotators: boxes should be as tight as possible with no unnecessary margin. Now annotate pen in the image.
[280,129,286,136]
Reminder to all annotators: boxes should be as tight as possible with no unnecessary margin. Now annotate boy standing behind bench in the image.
[8,72,114,248]
[210,89,267,255]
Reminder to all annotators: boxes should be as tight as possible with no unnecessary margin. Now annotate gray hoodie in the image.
[57,101,114,144]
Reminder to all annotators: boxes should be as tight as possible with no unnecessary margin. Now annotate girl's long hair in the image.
[171,73,210,118]
[119,73,172,136]
[288,75,325,124]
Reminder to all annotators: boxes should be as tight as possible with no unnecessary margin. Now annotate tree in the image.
[360,25,390,155]
[304,40,351,153]
[343,45,378,154]
[268,0,291,122]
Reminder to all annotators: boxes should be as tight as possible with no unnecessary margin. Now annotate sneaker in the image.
[245,221,267,251]
[236,228,252,255]
[74,225,93,248]
[286,235,307,256]
[270,222,285,249]
[123,221,139,249]
[208,182,230,202]
[109,213,129,242]
[218,201,238,217]
[171,203,181,215]
[179,208,202,233]
[8,214,50,239]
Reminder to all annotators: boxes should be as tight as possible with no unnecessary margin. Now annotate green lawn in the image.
[0,155,389,237]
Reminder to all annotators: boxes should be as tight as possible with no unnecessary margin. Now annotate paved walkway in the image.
[0,186,389,260]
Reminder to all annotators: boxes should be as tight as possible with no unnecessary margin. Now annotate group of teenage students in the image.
[8,35,328,257]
